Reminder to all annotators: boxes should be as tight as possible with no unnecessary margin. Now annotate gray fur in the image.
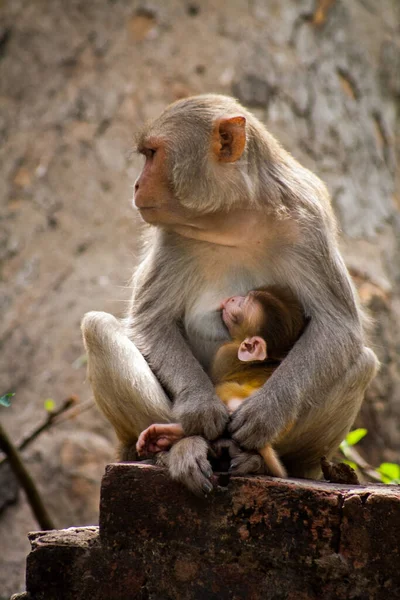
[82,94,378,494]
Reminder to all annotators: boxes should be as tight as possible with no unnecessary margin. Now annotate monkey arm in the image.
[129,309,229,440]
[126,244,229,440]
[229,244,377,451]
[229,320,358,446]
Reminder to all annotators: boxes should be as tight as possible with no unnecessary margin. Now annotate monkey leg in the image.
[81,312,214,493]
[81,311,172,453]
[279,347,379,480]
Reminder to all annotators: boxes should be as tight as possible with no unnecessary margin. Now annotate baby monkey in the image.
[137,286,306,477]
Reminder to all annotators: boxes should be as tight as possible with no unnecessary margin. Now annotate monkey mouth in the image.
[221,313,231,329]
[137,206,160,224]
[137,206,160,219]
[221,309,240,329]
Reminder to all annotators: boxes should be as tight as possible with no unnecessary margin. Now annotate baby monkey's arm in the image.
[136,423,184,456]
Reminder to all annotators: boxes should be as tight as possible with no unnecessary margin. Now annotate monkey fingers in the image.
[167,436,214,497]
[173,398,229,441]
[228,397,274,449]
[136,423,184,456]
[229,451,267,475]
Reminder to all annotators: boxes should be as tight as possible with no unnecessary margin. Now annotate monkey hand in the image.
[228,395,280,449]
[173,396,229,440]
[136,423,185,456]
[229,451,267,475]
[162,436,214,497]
[210,438,241,459]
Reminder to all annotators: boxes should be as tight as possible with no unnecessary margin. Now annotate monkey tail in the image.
[259,445,288,478]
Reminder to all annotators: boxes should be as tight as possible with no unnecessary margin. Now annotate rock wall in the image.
[17,464,400,600]
[0,0,399,597]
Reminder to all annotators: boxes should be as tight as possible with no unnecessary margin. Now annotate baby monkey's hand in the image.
[136,423,184,456]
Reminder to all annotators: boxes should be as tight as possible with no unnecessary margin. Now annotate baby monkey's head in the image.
[220,287,305,363]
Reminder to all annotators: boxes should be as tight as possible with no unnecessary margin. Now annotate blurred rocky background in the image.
[0,0,399,596]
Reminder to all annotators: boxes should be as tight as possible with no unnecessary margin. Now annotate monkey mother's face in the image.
[133,95,248,228]
[133,140,184,226]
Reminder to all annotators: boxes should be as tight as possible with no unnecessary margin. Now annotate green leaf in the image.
[44,398,56,412]
[378,463,400,483]
[0,392,15,407]
[345,428,368,446]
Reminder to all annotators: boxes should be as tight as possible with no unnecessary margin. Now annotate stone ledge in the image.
[22,464,400,600]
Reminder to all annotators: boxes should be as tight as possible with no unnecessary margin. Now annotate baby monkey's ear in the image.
[237,336,267,362]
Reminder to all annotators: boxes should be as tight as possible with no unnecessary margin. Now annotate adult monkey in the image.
[81,94,378,496]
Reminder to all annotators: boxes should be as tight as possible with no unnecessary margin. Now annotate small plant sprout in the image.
[0,392,15,408]
[340,429,400,485]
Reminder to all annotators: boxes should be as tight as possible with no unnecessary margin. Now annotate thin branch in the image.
[49,398,94,426]
[19,396,77,452]
[0,422,55,530]
[0,396,95,468]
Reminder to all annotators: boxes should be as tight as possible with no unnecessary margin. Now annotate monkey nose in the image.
[220,296,244,309]
[134,181,139,193]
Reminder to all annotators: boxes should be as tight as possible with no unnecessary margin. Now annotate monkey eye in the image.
[143,148,156,159]
[137,146,156,159]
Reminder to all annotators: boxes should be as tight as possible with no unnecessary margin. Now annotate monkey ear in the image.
[238,336,267,362]
[212,116,246,163]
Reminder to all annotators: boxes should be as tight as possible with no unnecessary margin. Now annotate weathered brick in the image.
[23,464,400,600]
